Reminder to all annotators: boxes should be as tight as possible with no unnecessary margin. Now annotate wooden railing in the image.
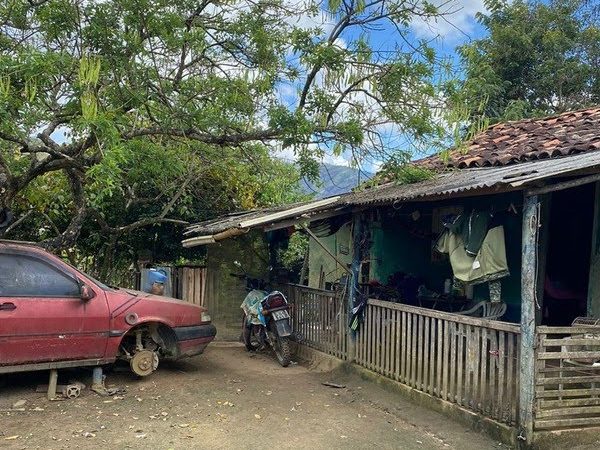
[287,285,600,432]
[535,326,600,430]
[286,284,521,426]
[355,299,521,425]
[287,284,348,360]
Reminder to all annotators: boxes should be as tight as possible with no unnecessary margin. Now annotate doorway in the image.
[542,183,594,325]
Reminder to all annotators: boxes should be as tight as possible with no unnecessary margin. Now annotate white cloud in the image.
[272,145,296,163]
[410,0,487,41]
[272,142,353,167]
[283,0,336,35]
[322,150,351,166]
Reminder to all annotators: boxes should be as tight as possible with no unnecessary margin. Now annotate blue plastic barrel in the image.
[148,268,168,286]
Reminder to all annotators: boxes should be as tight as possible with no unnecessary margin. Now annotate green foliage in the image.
[0,0,454,277]
[278,232,308,280]
[452,0,600,125]
[363,151,434,187]
[335,120,363,146]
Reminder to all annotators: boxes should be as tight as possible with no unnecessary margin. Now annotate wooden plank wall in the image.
[355,299,521,426]
[180,267,208,306]
[535,326,600,430]
[288,283,348,360]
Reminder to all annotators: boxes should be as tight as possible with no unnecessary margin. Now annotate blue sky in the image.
[371,0,489,57]
[275,0,493,174]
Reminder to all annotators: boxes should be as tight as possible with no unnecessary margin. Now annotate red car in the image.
[0,240,216,376]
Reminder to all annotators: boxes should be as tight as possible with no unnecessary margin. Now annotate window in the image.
[0,253,80,297]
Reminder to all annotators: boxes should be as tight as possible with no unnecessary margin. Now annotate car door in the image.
[0,249,110,366]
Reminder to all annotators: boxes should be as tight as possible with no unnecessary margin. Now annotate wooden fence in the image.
[356,299,521,425]
[133,266,207,304]
[535,326,600,430]
[177,267,207,305]
[286,285,521,426]
[287,284,348,360]
[268,284,600,433]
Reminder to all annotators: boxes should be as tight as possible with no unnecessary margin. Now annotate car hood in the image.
[107,288,203,328]
[121,289,198,306]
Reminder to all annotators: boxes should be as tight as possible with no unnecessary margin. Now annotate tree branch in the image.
[122,127,277,145]
[115,217,189,234]
[3,209,34,234]
[40,169,87,251]
[326,72,378,124]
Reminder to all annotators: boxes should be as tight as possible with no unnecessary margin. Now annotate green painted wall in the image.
[368,192,523,322]
[308,222,353,288]
[369,219,451,288]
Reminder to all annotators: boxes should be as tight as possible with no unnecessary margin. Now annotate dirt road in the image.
[1,343,508,449]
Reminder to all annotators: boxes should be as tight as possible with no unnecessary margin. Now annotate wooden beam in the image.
[181,235,216,247]
[213,227,247,241]
[239,196,340,228]
[588,182,600,317]
[535,195,551,325]
[301,224,352,275]
[526,172,600,196]
[519,194,540,445]
[262,207,350,232]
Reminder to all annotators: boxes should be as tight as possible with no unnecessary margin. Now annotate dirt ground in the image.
[0,344,530,449]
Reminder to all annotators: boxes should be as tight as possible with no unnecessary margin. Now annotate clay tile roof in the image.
[416,107,600,170]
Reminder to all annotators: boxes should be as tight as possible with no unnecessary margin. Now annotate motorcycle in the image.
[232,263,293,367]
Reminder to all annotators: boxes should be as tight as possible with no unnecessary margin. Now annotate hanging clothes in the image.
[436,225,509,285]
[443,210,491,256]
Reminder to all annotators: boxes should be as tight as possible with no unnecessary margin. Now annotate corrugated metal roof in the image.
[345,151,600,205]
[182,151,600,245]
[184,197,343,238]
[184,203,305,236]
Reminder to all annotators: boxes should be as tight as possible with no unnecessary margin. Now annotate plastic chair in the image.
[457,301,507,320]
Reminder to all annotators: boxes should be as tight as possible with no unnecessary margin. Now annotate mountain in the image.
[301,164,372,198]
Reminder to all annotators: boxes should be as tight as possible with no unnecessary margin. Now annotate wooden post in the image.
[534,195,551,325]
[47,369,58,400]
[588,182,600,317]
[519,194,539,445]
[346,213,363,363]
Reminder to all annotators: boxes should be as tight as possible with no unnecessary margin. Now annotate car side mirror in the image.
[80,283,95,301]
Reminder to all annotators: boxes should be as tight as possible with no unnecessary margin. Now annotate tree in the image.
[0,0,451,256]
[452,0,600,124]
[9,139,307,279]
